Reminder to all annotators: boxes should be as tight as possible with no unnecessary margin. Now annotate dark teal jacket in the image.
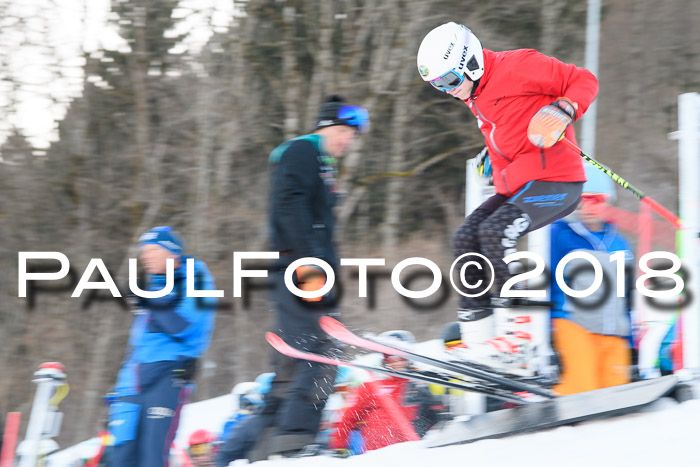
[268,134,339,269]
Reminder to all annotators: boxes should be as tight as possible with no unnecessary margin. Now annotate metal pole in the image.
[678,93,700,376]
[580,0,601,157]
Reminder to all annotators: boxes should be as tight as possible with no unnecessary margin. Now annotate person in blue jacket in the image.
[549,168,634,395]
[215,373,275,467]
[107,226,218,467]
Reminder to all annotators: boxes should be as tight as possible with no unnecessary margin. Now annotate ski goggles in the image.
[337,105,370,134]
[578,193,610,208]
[189,443,213,457]
[429,69,466,92]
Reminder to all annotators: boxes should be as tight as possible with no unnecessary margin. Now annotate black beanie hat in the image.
[314,94,348,130]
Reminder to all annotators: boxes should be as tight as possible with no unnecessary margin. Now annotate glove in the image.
[473,147,493,184]
[174,357,198,382]
[527,97,577,149]
[293,265,330,303]
[124,281,147,313]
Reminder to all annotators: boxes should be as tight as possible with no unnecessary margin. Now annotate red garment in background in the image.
[329,377,419,452]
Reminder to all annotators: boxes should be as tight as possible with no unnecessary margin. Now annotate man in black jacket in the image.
[255,95,369,460]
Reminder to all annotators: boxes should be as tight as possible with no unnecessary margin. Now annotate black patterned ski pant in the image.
[453,181,583,309]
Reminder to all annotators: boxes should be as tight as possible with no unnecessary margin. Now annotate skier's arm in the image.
[522,50,599,117]
[146,293,189,339]
[147,268,217,339]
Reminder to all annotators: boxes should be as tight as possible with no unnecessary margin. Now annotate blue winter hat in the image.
[138,226,184,255]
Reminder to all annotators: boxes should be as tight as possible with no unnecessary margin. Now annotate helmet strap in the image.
[470,77,481,95]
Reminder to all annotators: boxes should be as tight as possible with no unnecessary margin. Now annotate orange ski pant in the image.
[552,318,631,396]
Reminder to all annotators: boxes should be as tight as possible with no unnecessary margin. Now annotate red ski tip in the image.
[265,332,283,346]
[319,315,341,328]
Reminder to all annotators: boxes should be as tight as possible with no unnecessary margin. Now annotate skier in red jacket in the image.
[417,23,599,349]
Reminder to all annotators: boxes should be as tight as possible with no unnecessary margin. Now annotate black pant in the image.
[256,271,337,457]
[453,181,582,308]
[217,413,270,466]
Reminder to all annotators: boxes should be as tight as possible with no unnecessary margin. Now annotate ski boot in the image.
[454,297,539,377]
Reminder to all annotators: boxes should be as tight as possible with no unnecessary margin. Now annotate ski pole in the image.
[560,138,681,229]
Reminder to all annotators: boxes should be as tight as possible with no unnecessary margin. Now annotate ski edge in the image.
[264,332,530,404]
[319,316,555,399]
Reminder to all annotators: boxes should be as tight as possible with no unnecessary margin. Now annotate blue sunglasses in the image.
[337,105,370,134]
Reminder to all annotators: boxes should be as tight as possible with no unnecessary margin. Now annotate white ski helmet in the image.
[378,330,416,346]
[417,22,484,91]
[231,381,262,412]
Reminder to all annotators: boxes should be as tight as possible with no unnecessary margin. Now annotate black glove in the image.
[174,357,198,382]
[124,281,147,312]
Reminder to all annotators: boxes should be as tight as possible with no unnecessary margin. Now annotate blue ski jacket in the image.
[550,219,633,337]
[113,257,218,396]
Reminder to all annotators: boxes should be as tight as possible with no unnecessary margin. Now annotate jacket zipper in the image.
[469,97,511,163]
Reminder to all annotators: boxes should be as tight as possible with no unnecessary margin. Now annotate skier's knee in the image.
[453,222,478,252]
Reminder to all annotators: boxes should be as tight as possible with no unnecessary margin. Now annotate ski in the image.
[427,375,679,447]
[265,332,531,405]
[319,316,554,398]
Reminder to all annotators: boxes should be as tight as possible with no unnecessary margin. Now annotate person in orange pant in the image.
[549,167,634,395]
[551,319,631,395]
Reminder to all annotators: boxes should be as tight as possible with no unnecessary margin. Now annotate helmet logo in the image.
[467,55,480,72]
[418,65,429,77]
[443,41,455,60]
[459,46,468,69]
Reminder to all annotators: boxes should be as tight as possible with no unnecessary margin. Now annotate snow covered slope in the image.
[46,391,700,466]
[250,398,700,467]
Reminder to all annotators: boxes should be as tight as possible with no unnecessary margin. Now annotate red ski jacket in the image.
[465,49,599,196]
[329,377,419,452]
